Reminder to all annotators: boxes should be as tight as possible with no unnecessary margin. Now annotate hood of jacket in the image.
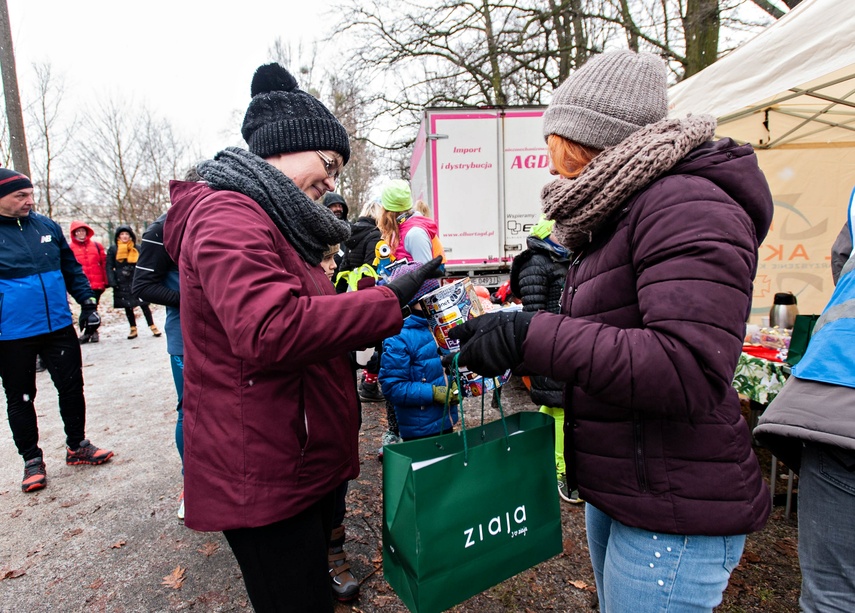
[164,181,212,262]
[70,220,94,241]
[323,192,349,219]
[525,235,570,260]
[345,216,379,249]
[665,138,773,244]
[113,224,138,245]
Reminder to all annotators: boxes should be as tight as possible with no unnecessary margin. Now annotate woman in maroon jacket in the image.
[450,51,772,612]
[163,63,438,613]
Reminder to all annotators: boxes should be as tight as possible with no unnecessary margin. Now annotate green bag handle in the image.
[445,353,511,466]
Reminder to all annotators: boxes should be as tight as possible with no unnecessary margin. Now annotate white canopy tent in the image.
[669,0,855,319]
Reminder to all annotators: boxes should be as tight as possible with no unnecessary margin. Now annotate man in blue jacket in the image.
[0,169,112,493]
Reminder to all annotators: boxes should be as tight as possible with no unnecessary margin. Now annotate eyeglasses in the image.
[316,151,342,182]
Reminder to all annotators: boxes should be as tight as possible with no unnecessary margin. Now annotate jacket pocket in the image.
[633,416,649,493]
[296,378,309,452]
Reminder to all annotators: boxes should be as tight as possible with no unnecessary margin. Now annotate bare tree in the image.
[333,0,798,153]
[0,0,29,175]
[76,98,189,234]
[0,114,11,166]
[333,0,599,151]
[267,36,381,216]
[325,73,380,215]
[595,1,799,80]
[25,63,80,217]
[750,0,801,19]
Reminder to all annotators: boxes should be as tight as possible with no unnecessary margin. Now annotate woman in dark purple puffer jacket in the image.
[450,51,772,612]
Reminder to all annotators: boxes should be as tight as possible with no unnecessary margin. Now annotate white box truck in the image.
[409,107,554,288]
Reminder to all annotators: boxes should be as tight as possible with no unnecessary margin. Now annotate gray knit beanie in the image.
[241,63,350,164]
[543,51,668,150]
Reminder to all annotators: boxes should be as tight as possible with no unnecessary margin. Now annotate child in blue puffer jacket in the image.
[379,262,459,441]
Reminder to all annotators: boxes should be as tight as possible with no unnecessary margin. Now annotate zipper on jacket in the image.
[20,218,55,332]
[633,417,649,493]
[562,251,584,314]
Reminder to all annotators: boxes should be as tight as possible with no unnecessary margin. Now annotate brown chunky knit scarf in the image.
[542,115,717,251]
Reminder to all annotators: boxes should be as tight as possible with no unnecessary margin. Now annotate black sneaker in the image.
[359,380,384,402]
[66,439,114,465]
[22,457,46,492]
[558,474,572,503]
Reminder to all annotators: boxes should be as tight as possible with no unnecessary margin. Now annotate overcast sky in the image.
[7,0,337,157]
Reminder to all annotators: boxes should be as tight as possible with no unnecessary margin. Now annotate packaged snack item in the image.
[419,278,510,397]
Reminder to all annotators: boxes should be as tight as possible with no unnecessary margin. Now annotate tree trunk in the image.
[683,0,720,79]
[0,0,30,176]
[481,0,507,106]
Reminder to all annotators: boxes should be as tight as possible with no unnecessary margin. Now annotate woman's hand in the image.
[446,311,535,376]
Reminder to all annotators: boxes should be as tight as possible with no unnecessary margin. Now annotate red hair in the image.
[547,134,600,178]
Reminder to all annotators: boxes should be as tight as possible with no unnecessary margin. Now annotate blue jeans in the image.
[169,354,184,464]
[799,442,855,612]
[586,504,745,612]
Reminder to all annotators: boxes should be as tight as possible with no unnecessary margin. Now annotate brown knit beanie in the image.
[543,51,668,150]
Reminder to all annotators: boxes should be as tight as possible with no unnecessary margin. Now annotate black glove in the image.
[78,298,101,333]
[446,311,535,377]
[386,255,443,308]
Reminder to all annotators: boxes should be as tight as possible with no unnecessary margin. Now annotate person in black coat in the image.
[323,192,350,270]
[335,199,382,293]
[509,216,579,503]
[107,225,160,340]
[335,199,387,404]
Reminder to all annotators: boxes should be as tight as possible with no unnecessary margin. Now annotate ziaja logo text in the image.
[464,505,528,548]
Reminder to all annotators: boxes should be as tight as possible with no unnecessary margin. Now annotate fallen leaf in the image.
[110,540,126,549]
[64,528,83,539]
[197,542,219,557]
[1,568,26,580]
[742,550,760,563]
[89,578,104,589]
[161,565,186,590]
[772,538,798,558]
[10,509,22,518]
[569,579,588,590]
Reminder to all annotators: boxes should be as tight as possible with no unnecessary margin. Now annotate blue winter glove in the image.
[446,311,535,377]
[78,298,101,333]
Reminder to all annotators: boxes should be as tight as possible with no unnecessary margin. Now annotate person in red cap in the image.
[69,220,108,343]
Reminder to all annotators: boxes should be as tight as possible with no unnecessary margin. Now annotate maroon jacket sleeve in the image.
[184,193,403,369]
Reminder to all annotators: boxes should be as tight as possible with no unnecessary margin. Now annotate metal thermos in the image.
[769,292,798,329]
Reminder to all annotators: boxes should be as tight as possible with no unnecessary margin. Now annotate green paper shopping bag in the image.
[382,388,563,613]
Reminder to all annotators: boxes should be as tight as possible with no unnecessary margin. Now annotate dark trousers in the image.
[124,304,154,327]
[0,326,86,461]
[224,491,336,613]
[333,480,348,528]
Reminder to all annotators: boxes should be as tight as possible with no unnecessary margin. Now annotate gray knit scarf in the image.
[542,115,717,252]
[197,147,350,266]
